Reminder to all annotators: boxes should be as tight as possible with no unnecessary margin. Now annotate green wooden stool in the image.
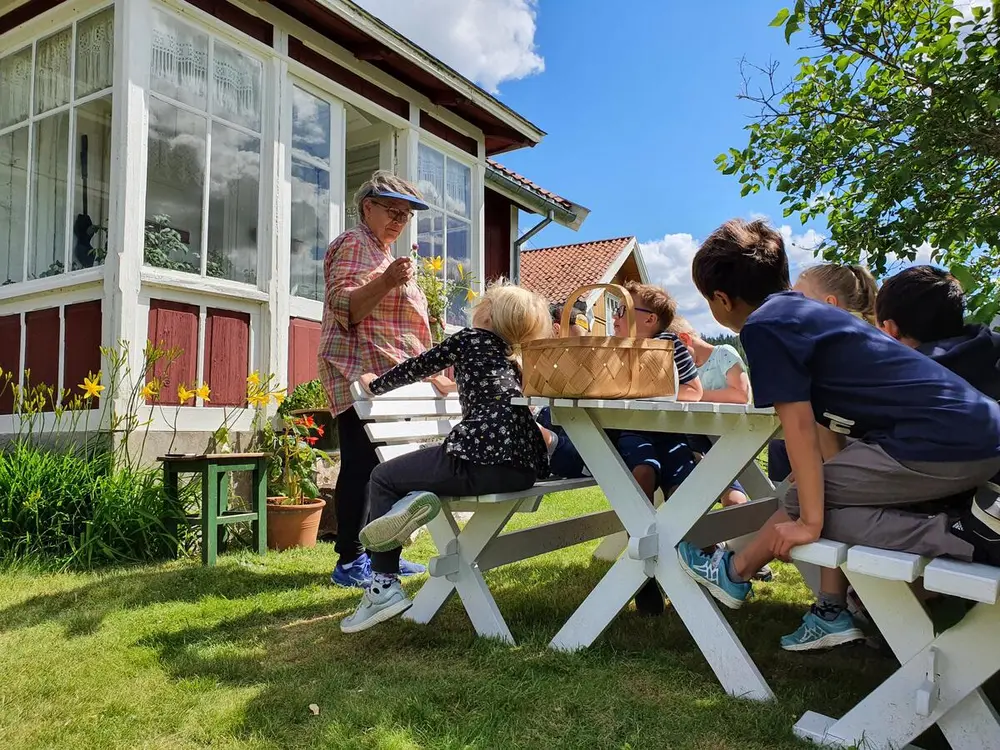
[160,452,269,566]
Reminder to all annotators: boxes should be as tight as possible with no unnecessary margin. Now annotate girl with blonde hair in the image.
[342,281,552,632]
[794,263,879,324]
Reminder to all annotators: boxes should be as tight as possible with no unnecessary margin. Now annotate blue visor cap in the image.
[369,189,430,211]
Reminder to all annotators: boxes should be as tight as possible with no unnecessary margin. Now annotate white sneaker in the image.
[340,578,411,633]
[360,491,441,553]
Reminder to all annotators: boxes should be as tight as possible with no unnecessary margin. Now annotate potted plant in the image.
[278,380,337,452]
[262,414,331,551]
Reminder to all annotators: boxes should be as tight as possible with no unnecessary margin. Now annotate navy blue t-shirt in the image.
[740,292,1000,463]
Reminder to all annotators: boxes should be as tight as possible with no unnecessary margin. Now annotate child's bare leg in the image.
[732,509,790,580]
[632,465,657,502]
[721,487,749,507]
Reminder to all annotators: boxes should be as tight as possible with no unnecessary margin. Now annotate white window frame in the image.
[414,134,481,328]
[0,2,116,287]
[286,75,346,321]
[142,1,272,291]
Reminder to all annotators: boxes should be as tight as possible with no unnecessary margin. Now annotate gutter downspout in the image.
[512,210,553,283]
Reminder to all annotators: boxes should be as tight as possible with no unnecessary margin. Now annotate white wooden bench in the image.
[789,538,1000,750]
[350,381,615,644]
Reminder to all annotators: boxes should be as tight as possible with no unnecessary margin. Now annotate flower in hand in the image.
[771,519,821,560]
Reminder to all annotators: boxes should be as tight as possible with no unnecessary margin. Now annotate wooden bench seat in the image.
[351,382,611,644]
[789,538,1000,750]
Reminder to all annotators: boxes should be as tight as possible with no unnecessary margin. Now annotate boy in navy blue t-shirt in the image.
[677,219,1000,651]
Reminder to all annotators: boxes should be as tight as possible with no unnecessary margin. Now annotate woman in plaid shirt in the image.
[320,171,449,588]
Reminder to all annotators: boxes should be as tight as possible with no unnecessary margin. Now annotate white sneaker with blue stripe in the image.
[780,607,865,652]
[676,542,751,609]
[340,577,411,633]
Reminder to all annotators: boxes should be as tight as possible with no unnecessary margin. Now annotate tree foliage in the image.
[721,0,1000,321]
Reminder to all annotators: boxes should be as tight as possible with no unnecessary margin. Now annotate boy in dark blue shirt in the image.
[677,219,1000,651]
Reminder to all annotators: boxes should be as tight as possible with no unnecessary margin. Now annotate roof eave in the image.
[326,0,546,147]
[485,168,589,231]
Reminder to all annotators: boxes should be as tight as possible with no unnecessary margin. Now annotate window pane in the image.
[72,97,112,271]
[207,122,260,284]
[446,157,471,218]
[0,128,28,285]
[446,216,472,324]
[150,11,208,110]
[145,98,206,274]
[417,143,444,209]
[213,41,262,131]
[292,86,330,165]
[0,46,33,129]
[30,112,70,279]
[290,161,329,301]
[75,8,114,98]
[35,28,72,114]
[417,209,444,265]
[345,142,380,229]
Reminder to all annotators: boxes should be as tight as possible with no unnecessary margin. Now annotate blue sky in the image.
[357,0,930,331]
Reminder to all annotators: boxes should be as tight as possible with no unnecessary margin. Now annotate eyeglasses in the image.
[612,303,655,319]
[369,200,414,224]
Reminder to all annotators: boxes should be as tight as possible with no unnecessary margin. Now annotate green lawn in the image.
[0,488,980,749]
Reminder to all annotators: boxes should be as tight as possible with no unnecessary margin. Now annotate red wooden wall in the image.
[485,189,513,282]
[0,315,21,414]
[146,300,198,404]
[24,308,60,407]
[64,301,103,401]
[204,308,250,406]
[288,317,321,388]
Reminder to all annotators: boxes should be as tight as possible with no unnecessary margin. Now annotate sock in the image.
[814,591,847,621]
[340,558,357,570]
[372,572,398,590]
[725,552,748,583]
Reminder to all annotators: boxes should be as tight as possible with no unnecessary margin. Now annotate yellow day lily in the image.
[423,256,444,273]
[457,262,465,279]
[247,371,261,387]
[79,374,105,399]
[177,384,195,404]
[141,380,159,401]
[466,288,478,302]
[195,382,211,402]
[272,389,287,406]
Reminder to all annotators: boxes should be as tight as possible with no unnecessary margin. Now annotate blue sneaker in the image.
[676,542,751,609]
[780,607,865,652]
[398,558,426,576]
[340,577,411,633]
[360,491,441,552]
[330,553,373,588]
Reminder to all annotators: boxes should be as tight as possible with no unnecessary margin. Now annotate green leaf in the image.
[770,8,790,27]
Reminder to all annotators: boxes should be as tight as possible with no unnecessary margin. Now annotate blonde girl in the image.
[794,263,879,324]
[343,281,551,632]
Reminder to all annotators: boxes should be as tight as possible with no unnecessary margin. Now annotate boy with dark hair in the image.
[877,265,1000,400]
[677,219,1000,651]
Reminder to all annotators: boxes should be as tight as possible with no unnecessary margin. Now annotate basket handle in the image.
[561,284,635,338]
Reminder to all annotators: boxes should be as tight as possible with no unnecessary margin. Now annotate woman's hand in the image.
[381,257,413,289]
[428,374,457,395]
[358,373,377,394]
[771,519,820,560]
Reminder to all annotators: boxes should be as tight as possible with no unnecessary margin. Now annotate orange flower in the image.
[304,414,316,428]
[306,436,318,445]
[315,425,325,437]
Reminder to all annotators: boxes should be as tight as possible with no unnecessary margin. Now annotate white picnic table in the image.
[515,394,783,701]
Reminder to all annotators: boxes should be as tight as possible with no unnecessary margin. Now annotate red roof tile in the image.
[486,158,574,211]
[520,237,636,304]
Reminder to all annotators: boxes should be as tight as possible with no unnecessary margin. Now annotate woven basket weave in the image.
[521,284,677,399]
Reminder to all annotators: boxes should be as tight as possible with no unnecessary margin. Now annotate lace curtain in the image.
[76,8,114,98]
[151,13,209,108]
[35,27,72,115]
[0,47,32,129]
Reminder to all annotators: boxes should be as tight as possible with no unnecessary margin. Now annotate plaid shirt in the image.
[318,223,432,416]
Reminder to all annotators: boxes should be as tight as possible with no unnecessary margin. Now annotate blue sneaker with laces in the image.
[330,553,373,588]
[676,541,751,609]
[780,606,865,652]
[398,558,426,576]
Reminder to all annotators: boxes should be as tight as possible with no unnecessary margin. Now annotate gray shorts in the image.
[782,441,1000,560]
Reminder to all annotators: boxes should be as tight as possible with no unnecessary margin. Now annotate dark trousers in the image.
[368,444,537,574]
[334,406,380,563]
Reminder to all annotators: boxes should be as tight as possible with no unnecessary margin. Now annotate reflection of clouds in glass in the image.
[292,87,331,164]
[445,161,470,217]
[213,41,262,131]
[208,125,260,194]
[290,157,329,301]
[150,11,208,109]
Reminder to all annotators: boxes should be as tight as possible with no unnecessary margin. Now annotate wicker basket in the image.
[521,284,677,399]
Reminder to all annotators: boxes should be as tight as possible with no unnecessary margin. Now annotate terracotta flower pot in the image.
[266,497,326,551]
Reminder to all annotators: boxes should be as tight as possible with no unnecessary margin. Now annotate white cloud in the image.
[637,223,825,335]
[355,0,545,93]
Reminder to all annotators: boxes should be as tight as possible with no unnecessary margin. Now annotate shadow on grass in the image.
[0,562,325,637]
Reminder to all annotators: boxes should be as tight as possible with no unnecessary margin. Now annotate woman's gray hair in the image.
[354,170,424,219]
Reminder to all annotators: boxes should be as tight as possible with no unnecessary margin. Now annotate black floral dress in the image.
[370,327,549,477]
